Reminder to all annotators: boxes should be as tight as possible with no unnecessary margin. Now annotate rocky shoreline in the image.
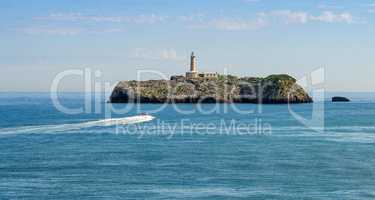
[109,74,312,104]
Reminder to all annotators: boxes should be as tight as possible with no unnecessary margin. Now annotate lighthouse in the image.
[190,52,197,72]
[185,52,218,79]
[186,51,198,78]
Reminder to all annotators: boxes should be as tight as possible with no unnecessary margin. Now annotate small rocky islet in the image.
[109,74,312,104]
[332,96,350,102]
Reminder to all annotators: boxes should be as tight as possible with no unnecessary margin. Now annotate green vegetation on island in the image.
[109,74,312,104]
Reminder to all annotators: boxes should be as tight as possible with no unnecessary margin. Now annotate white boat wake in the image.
[0,115,155,135]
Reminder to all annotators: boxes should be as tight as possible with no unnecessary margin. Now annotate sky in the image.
[0,0,375,92]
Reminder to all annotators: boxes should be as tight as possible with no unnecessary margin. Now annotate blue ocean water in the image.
[0,92,375,199]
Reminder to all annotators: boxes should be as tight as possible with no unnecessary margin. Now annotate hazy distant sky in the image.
[0,0,374,92]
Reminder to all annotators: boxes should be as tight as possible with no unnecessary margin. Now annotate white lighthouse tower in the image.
[186,52,198,78]
[185,51,218,79]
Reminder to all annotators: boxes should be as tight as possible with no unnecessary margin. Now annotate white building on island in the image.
[185,52,218,79]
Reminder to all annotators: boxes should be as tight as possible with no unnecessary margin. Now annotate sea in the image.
[0,92,374,199]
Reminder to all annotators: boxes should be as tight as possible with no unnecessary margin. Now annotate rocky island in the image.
[109,52,312,104]
[332,96,350,102]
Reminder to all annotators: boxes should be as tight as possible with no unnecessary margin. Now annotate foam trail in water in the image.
[0,115,155,135]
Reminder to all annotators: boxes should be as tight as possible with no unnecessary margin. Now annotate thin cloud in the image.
[19,26,125,36]
[178,13,205,22]
[132,48,184,61]
[21,27,83,36]
[259,10,309,24]
[186,16,267,31]
[310,11,353,23]
[211,18,267,31]
[260,10,356,24]
[317,3,344,10]
[35,13,168,24]
[28,10,359,35]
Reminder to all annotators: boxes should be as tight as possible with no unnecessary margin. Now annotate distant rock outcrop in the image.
[109,74,312,104]
[332,96,350,102]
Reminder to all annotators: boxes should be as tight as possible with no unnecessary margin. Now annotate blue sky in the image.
[1,0,375,91]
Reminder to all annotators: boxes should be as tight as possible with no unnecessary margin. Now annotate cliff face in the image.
[109,74,312,104]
